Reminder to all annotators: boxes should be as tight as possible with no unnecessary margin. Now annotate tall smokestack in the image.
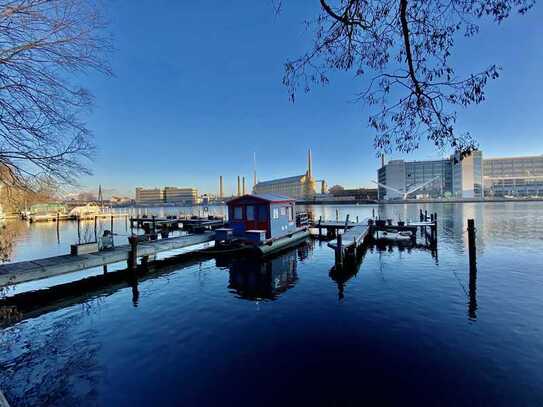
[253,152,257,189]
[308,148,313,179]
[242,177,246,195]
[219,176,224,199]
[237,176,241,196]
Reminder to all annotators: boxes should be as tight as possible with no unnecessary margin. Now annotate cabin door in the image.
[245,205,268,233]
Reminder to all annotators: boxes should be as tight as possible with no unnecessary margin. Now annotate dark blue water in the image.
[1,202,543,406]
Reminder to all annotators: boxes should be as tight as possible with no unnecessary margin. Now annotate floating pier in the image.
[325,211,438,267]
[0,232,215,287]
[328,223,371,267]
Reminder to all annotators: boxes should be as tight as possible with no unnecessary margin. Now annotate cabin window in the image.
[288,206,294,221]
[272,208,279,219]
[234,206,243,220]
[258,205,267,221]
[246,205,255,221]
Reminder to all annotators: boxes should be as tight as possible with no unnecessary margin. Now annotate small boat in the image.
[375,230,413,242]
[68,203,102,219]
[28,203,68,222]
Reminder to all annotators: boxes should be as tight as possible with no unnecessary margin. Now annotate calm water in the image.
[1,202,543,406]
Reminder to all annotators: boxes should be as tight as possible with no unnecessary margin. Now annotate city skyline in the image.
[77,1,542,196]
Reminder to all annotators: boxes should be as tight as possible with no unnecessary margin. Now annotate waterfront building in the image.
[163,187,199,204]
[253,149,317,200]
[135,187,164,204]
[483,155,543,197]
[330,188,378,201]
[377,152,482,200]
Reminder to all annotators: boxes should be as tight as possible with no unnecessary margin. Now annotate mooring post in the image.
[424,210,428,221]
[94,216,98,243]
[77,216,81,244]
[318,216,322,239]
[125,215,128,232]
[372,208,375,219]
[344,214,350,228]
[335,232,343,267]
[56,212,60,243]
[128,235,138,270]
[467,219,476,267]
[152,215,156,234]
[336,209,339,221]
[103,264,108,274]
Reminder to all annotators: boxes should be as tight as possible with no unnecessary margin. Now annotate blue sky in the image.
[80,1,543,197]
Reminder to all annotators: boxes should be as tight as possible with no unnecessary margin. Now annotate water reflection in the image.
[220,243,312,301]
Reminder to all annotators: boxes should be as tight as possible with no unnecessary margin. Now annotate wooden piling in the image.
[94,216,98,243]
[420,209,423,221]
[335,233,343,267]
[467,219,476,267]
[56,212,60,243]
[128,236,138,270]
[318,216,322,238]
[77,217,81,244]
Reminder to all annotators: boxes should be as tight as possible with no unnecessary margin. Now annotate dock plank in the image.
[328,224,370,250]
[0,232,215,287]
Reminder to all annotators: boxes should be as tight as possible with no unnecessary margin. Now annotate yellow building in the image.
[253,149,317,200]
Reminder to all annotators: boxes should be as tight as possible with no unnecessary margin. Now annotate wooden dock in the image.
[0,232,215,287]
[327,223,371,267]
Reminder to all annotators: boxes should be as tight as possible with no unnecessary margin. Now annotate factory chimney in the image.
[219,176,224,199]
[307,148,313,179]
[237,176,241,196]
[253,152,257,190]
[242,177,246,195]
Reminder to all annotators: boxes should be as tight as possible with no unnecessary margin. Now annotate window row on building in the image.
[377,152,543,199]
[135,187,199,204]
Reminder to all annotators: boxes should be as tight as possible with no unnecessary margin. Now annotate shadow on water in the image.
[218,240,313,301]
[0,250,216,326]
[0,240,316,326]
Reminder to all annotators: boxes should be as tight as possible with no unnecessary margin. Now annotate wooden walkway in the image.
[0,232,215,287]
[327,222,371,267]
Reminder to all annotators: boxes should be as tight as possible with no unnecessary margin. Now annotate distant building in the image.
[483,155,543,197]
[164,187,199,204]
[135,187,164,204]
[253,149,317,200]
[330,188,378,201]
[452,150,483,199]
[377,152,482,200]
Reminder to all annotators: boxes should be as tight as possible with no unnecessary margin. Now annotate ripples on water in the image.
[1,202,543,406]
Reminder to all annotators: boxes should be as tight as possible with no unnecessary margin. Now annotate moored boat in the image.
[375,230,413,242]
[215,194,310,256]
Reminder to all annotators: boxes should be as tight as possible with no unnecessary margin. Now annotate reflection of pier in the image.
[220,244,310,301]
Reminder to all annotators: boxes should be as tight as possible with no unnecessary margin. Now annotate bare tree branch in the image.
[282,0,534,155]
[0,0,112,190]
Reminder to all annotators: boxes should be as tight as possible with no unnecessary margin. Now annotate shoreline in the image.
[297,198,543,205]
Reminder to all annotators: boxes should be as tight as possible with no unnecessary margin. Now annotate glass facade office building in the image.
[483,155,543,197]
[378,152,483,200]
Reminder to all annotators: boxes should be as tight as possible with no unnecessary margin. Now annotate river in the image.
[0,202,542,405]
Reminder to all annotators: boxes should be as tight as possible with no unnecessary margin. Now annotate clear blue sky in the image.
[80,1,543,197]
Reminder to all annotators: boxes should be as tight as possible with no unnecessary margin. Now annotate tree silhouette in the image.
[281,0,533,155]
[0,0,112,190]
